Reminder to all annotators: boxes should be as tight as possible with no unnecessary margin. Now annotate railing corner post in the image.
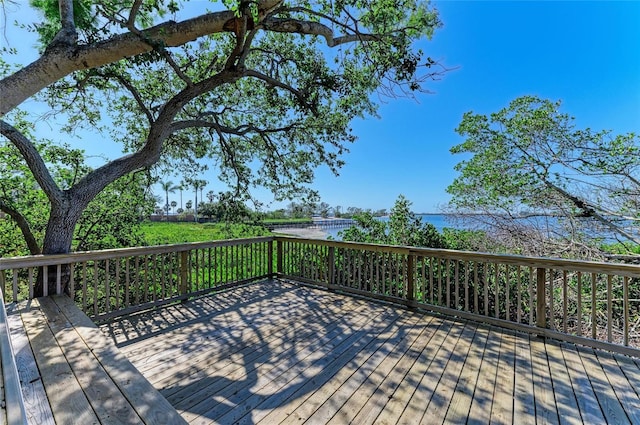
[536,267,547,330]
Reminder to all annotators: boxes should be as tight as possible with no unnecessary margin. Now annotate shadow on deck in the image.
[99,279,640,425]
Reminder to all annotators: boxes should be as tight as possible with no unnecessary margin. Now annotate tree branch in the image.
[48,0,78,48]
[0,199,41,255]
[0,120,63,202]
[262,18,382,47]
[0,0,283,116]
[68,69,242,205]
[244,69,317,114]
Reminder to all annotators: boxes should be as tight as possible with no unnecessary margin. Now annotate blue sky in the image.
[2,1,639,213]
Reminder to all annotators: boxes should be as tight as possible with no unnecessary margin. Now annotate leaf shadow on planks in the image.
[100,281,640,425]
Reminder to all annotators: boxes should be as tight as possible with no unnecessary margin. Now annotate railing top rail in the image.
[0,236,274,270]
[1,234,638,277]
[0,287,28,424]
[274,236,640,277]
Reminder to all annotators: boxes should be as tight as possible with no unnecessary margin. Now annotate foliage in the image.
[141,221,270,245]
[340,195,447,248]
[447,95,640,259]
[1,0,444,263]
[0,123,155,256]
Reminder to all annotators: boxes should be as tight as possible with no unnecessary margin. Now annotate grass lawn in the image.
[141,222,272,245]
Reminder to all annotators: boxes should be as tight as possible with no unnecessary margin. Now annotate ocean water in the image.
[324,214,455,240]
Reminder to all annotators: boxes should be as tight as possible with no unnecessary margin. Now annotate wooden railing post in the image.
[327,246,336,291]
[536,268,547,329]
[179,251,189,298]
[276,240,283,277]
[407,253,416,308]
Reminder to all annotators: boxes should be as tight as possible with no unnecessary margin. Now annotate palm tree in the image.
[160,180,179,218]
[179,181,186,209]
[191,179,207,222]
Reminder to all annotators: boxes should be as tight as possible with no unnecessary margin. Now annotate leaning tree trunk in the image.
[34,201,84,297]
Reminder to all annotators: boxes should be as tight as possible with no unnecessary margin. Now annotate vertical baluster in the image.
[483,263,489,317]
[56,264,62,295]
[42,266,48,297]
[114,259,120,311]
[446,259,451,308]
[623,276,629,346]
[12,271,18,303]
[373,251,379,292]
[505,265,510,321]
[473,262,479,314]
[194,250,200,290]
[169,252,175,296]
[160,254,166,300]
[28,267,34,300]
[0,271,5,302]
[429,257,434,304]
[562,271,568,333]
[134,257,140,305]
[576,272,582,337]
[93,261,98,317]
[207,247,212,288]
[419,257,429,303]
[528,267,534,326]
[536,268,546,329]
[151,254,157,303]
[464,261,469,312]
[125,258,131,308]
[591,273,597,340]
[82,262,88,313]
[437,258,442,306]
[549,269,554,330]
[454,260,459,310]
[225,244,230,283]
[204,247,209,285]
[516,266,522,323]
[144,256,150,303]
[494,263,500,319]
[607,274,612,342]
[105,260,110,314]
[69,263,76,300]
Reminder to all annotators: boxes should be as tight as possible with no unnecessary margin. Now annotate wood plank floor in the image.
[100,280,640,425]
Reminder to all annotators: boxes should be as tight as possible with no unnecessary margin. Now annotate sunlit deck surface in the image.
[101,279,640,425]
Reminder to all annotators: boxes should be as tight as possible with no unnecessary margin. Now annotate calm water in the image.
[324,214,455,240]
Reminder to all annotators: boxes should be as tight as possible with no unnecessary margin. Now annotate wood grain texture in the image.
[98,280,640,424]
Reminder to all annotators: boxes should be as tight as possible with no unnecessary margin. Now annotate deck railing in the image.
[0,237,272,321]
[2,236,639,356]
[0,286,27,424]
[275,237,640,357]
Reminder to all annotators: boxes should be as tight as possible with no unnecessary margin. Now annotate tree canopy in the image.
[447,95,639,259]
[0,0,444,275]
[340,195,446,248]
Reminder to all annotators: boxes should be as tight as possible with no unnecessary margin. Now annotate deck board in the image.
[96,280,640,425]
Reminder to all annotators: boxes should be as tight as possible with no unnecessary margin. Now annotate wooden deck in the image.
[7,295,185,424]
[100,280,640,425]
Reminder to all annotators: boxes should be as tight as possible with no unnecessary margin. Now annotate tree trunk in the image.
[34,200,84,297]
